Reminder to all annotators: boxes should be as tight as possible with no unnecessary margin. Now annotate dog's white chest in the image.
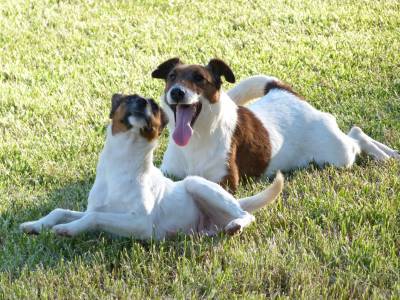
[162,137,230,183]
[185,145,229,182]
[86,140,156,214]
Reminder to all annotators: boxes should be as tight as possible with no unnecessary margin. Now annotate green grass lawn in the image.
[1,0,399,298]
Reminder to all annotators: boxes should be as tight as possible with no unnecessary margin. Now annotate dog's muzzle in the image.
[170,87,186,103]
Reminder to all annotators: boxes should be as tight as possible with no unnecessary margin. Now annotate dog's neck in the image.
[103,125,156,176]
[193,90,238,141]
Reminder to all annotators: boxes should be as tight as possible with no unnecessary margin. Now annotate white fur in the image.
[161,75,399,181]
[20,124,283,239]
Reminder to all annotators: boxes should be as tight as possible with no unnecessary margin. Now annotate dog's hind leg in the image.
[348,126,399,160]
[20,209,84,234]
[184,176,255,236]
[370,139,400,159]
[52,212,153,239]
[227,75,278,105]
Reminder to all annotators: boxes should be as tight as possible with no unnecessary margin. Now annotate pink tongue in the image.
[173,105,195,147]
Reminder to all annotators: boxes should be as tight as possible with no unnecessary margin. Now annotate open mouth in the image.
[169,102,202,147]
[126,111,152,128]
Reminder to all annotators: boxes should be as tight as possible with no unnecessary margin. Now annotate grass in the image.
[1,0,399,298]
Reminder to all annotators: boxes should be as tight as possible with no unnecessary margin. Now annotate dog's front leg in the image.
[184,176,255,236]
[52,212,153,239]
[20,209,85,234]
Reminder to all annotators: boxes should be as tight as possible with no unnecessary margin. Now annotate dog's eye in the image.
[168,73,176,81]
[193,73,204,82]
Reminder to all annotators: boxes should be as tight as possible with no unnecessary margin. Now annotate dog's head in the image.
[109,93,168,141]
[151,58,235,146]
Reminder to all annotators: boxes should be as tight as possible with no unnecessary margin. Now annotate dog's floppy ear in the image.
[151,57,182,80]
[110,93,124,118]
[148,98,169,131]
[206,59,236,87]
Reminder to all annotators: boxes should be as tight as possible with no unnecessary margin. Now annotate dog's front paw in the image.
[224,220,243,236]
[20,221,42,235]
[224,214,255,236]
[52,224,75,237]
[198,229,218,237]
[393,150,400,160]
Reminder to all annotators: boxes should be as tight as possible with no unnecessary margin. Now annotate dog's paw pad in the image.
[224,221,243,236]
[20,222,40,235]
[53,226,73,237]
[199,229,217,237]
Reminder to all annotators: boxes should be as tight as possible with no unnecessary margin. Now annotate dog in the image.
[151,58,399,192]
[20,94,283,239]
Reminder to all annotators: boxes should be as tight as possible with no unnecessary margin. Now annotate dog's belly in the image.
[158,215,202,238]
[154,183,202,237]
[195,212,221,235]
[161,213,216,238]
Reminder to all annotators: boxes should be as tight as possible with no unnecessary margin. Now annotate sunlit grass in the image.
[1,0,399,298]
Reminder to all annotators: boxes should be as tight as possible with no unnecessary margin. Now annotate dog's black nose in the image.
[170,87,185,102]
[133,97,147,110]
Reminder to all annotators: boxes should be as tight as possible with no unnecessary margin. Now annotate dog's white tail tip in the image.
[238,171,284,213]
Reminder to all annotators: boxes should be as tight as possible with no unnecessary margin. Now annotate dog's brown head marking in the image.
[152,58,236,147]
[151,57,236,103]
[109,93,168,140]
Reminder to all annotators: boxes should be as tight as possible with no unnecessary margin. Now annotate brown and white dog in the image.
[152,58,399,192]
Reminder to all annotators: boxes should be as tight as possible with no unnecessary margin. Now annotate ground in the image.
[0,0,399,298]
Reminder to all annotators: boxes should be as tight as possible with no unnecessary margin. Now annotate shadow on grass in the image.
[0,152,388,281]
[0,177,225,281]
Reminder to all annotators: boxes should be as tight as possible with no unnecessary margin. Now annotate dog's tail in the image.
[227,75,279,106]
[238,172,284,213]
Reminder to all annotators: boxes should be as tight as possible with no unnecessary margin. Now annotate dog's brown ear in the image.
[148,98,169,132]
[151,57,182,80]
[206,59,236,87]
[110,93,124,118]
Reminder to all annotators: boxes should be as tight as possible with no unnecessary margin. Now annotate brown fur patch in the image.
[264,80,305,100]
[110,95,168,140]
[111,103,129,135]
[165,64,221,103]
[221,107,272,192]
[152,58,235,104]
[140,108,168,141]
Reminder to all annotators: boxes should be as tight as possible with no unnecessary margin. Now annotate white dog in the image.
[152,58,399,192]
[20,94,283,239]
